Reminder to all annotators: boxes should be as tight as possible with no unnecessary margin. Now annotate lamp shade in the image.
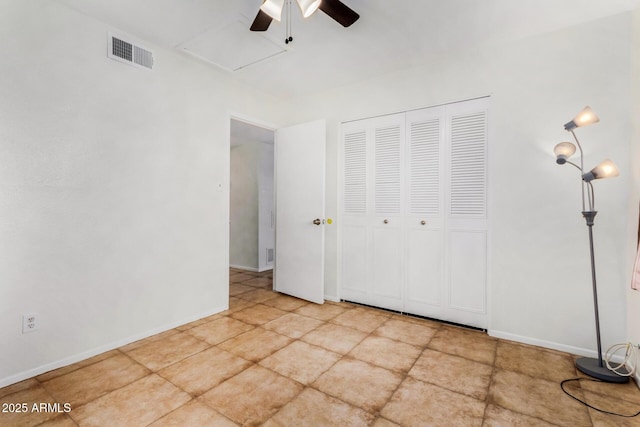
[296,0,321,17]
[564,106,600,131]
[260,0,285,21]
[554,142,576,164]
[582,159,619,182]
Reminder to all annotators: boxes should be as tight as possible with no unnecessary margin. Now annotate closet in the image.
[340,97,489,329]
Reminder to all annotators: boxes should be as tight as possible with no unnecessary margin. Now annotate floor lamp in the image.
[553,106,628,383]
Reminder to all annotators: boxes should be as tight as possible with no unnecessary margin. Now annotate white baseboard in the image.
[324,294,340,303]
[0,304,228,389]
[489,329,623,363]
[489,329,594,357]
[229,264,259,272]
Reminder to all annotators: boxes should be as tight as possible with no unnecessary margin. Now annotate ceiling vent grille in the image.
[108,32,154,70]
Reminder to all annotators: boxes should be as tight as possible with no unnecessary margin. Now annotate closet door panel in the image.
[405,227,442,308]
[341,223,368,295]
[406,109,443,221]
[341,123,369,301]
[446,230,487,330]
[374,122,403,217]
[448,105,487,220]
[370,114,405,309]
[343,129,368,216]
[448,230,486,313]
[404,107,445,317]
[444,98,489,328]
[371,224,403,308]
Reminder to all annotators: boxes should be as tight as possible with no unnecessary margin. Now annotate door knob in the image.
[421,220,426,225]
[313,218,322,225]
[383,219,389,224]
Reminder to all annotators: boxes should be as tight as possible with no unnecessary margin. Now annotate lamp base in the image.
[575,357,629,383]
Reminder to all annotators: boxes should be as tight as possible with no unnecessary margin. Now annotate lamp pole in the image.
[573,208,628,382]
[583,210,602,365]
[555,106,627,383]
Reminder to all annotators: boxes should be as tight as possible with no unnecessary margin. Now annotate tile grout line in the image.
[372,317,443,422]
[479,337,499,424]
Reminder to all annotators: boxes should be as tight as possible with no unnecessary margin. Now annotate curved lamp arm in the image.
[569,130,587,212]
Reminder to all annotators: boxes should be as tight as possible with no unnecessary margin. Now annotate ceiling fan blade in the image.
[319,0,359,27]
[250,9,273,31]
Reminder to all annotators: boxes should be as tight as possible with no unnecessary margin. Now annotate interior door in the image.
[274,119,326,304]
[404,106,445,318]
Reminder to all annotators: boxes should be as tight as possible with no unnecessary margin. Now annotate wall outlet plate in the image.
[22,313,38,333]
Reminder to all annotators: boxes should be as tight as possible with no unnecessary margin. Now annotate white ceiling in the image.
[56,0,638,99]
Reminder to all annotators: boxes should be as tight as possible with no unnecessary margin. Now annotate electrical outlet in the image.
[22,313,38,333]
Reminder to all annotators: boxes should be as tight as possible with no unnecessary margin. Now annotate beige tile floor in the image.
[2,268,640,426]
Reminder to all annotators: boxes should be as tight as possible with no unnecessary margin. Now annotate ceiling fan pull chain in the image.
[286,0,293,44]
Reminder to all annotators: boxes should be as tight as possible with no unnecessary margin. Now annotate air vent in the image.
[108,32,154,70]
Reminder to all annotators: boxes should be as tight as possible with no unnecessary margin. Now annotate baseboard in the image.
[489,329,624,363]
[490,331,638,385]
[229,264,259,272]
[489,329,594,356]
[324,294,340,303]
[0,304,228,388]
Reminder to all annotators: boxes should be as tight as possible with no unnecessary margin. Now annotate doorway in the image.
[229,117,327,304]
[229,118,275,274]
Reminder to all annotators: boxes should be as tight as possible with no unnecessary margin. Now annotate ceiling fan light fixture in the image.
[260,0,285,21]
[296,0,322,18]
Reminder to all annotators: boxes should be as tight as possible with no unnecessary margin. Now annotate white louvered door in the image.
[340,98,489,329]
[404,106,445,319]
[370,115,405,311]
[443,99,488,327]
[341,114,405,310]
[341,124,369,300]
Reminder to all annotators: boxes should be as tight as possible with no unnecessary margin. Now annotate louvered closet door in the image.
[341,122,369,301]
[404,106,446,318]
[340,114,405,311]
[370,114,405,311]
[444,98,489,328]
[340,97,489,329]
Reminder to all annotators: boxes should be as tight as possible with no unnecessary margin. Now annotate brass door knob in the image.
[383,219,389,224]
[421,220,426,225]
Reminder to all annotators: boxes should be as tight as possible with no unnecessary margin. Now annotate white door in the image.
[340,114,405,311]
[404,106,446,318]
[370,114,405,311]
[339,97,489,329]
[443,99,489,328]
[274,119,326,304]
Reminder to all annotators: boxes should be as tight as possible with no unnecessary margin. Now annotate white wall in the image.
[285,12,634,356]
[258,143,275,272]
[230,142,263,270]
[0,0,285,386]
[229,140,274,271]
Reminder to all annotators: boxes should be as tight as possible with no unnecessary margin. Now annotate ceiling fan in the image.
[250,0,359,37]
